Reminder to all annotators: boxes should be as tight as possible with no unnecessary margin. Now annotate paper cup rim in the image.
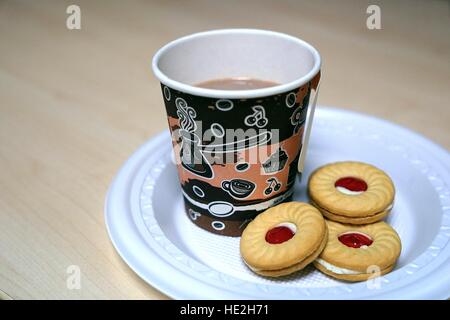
[152,28,321,99]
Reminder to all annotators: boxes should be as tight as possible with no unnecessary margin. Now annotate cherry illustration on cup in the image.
[264,178,282,195]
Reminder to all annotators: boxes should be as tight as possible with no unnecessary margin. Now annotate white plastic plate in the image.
[105,107,450,299]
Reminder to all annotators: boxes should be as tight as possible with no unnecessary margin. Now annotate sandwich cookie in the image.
[314,220,401,281]
[240,202,327,277]
[308,161,395,224]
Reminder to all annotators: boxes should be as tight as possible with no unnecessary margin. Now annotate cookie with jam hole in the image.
[240,202,327,277]
[313,220,401,282]
[308,161,395,224]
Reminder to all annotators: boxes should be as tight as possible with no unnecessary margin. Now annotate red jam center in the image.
[338,233,373,248]
[335,177,368,192]
[265,226,295,244]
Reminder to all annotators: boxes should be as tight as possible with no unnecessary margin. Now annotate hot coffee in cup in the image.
[152,29,321,236]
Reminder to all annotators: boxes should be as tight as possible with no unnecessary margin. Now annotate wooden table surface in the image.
[0,0,449,299]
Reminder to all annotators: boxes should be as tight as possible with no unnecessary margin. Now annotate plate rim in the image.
[105,106,450,299]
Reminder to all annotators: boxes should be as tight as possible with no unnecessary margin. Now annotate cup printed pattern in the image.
[162,72,320,236]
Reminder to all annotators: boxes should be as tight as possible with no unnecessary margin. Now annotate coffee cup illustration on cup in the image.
[222,179,256,199]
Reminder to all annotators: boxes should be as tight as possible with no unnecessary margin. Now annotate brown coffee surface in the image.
[195,77,279,90]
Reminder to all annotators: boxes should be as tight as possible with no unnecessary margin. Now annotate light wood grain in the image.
[0,0,448,299]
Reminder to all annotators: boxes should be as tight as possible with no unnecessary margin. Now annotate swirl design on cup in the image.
[176,97,197,132]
